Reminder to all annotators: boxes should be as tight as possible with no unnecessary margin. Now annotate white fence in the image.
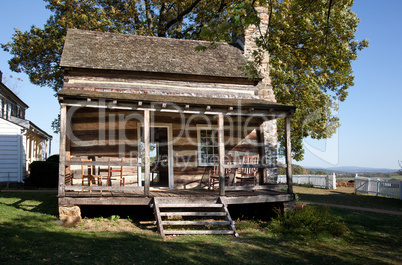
[355,176,402,200]
[277,174,336,189]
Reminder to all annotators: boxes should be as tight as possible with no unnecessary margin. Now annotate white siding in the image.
[0,118,23,182]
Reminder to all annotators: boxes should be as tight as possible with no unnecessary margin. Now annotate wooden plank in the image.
[160,212,226,217]
[58,196,151,206]
[161,221,230,226]
[157,203,223,208]
[223,194,294,204]
[220,199,239,237]
[64,186,144,191]
[285,115,293,194]
[225,185,287,191]
[218,114,225,196]
[65,161,141,167]
[164,230,234,235]
[153,198,165,238]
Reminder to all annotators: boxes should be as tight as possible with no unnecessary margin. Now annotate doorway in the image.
[139,125,173,188]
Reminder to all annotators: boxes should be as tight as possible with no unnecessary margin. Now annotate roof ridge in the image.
[67,28,232,47]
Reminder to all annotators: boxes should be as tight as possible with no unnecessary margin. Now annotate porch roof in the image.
[57,89,296,114]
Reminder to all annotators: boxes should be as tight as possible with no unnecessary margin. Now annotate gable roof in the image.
[0,81,29,109]
[60,29,252,80]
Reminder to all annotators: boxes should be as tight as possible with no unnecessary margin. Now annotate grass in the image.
[0,190,401,264]
[294,186,402,212]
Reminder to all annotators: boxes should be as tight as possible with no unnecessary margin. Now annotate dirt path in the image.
[302,201,402,216]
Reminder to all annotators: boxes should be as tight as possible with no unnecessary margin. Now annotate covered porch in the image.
[58,89,296,204]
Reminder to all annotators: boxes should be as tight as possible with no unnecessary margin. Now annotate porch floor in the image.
[59,188,294,206]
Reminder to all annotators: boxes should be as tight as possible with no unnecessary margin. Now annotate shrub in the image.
[26,161,59,188]
[46,154,60,163]
[268,205,347,237]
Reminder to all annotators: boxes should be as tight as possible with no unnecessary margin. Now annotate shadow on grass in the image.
[0,191,58,216]
[1,192,401,264]
[0,214,365,265]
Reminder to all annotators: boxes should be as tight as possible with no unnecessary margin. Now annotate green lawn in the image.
[0,190,401,264]
[294,186,402,212]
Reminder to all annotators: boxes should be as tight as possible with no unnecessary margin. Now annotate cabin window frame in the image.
[196,125,219,166]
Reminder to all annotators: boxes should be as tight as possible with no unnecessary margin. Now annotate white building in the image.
[0,70,52,186]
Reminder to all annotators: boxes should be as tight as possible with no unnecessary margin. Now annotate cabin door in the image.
[139,124,173,189]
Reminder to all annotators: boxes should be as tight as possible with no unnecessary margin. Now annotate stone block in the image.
[59,205,81,227]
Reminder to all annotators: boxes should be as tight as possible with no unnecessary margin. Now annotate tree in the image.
[2,0,368,160]
[201,0,368,160]
[2,0,232,92]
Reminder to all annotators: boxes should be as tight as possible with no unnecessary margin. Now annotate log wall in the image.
[67,107,265,187]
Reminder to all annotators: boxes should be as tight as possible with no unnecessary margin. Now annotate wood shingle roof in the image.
[60,29,250,79]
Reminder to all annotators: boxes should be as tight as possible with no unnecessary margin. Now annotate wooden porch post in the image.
[285,114,293,194]
[58,105,67,197]
[144,110,150,196]
[218,114,225,196]
[256,125,265,185]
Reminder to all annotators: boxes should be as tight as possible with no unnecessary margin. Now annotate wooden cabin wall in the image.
[167,113,261,186]
[68,107,139,182]
[64,72,258,100]
[67,107,267,187]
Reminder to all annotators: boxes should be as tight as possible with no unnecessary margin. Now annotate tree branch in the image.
[163,0,202,32]
[144,0,154,34]
[325,0,333,47]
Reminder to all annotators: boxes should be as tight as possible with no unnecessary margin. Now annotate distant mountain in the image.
[305,166,398,174]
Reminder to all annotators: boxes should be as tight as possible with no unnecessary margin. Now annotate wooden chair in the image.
[107,158,125,186]
[235,155,259,186]
[208,155,233,190]
[81,158,102,187]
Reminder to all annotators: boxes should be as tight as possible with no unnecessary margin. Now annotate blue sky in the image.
[0,0,401,169]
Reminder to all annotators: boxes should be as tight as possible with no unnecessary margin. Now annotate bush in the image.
[46,154,60,163]
[269,205,347,237]
[26,161,59,188]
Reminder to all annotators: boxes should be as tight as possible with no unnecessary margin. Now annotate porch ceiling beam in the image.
[60,101,292,117]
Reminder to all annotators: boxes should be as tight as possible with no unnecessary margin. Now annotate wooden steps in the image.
[152,197,239,238]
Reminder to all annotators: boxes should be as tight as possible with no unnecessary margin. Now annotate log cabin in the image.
[57,18,296,236]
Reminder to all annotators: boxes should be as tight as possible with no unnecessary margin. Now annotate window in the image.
[0,99,3,118]
[197,127,219,166]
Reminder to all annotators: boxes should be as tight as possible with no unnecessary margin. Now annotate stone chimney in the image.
[244,6,278,183]
[0,70,3,83]
[243,6,276,102]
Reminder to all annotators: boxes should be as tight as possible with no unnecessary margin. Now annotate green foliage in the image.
[269,205,347,237]
[266,0,368,160]
[202,0,368,160]
[26,161,59,188]
[277,163,310,175]
[1,0,233,92]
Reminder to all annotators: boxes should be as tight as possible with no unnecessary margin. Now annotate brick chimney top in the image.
[0,70,3,83]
